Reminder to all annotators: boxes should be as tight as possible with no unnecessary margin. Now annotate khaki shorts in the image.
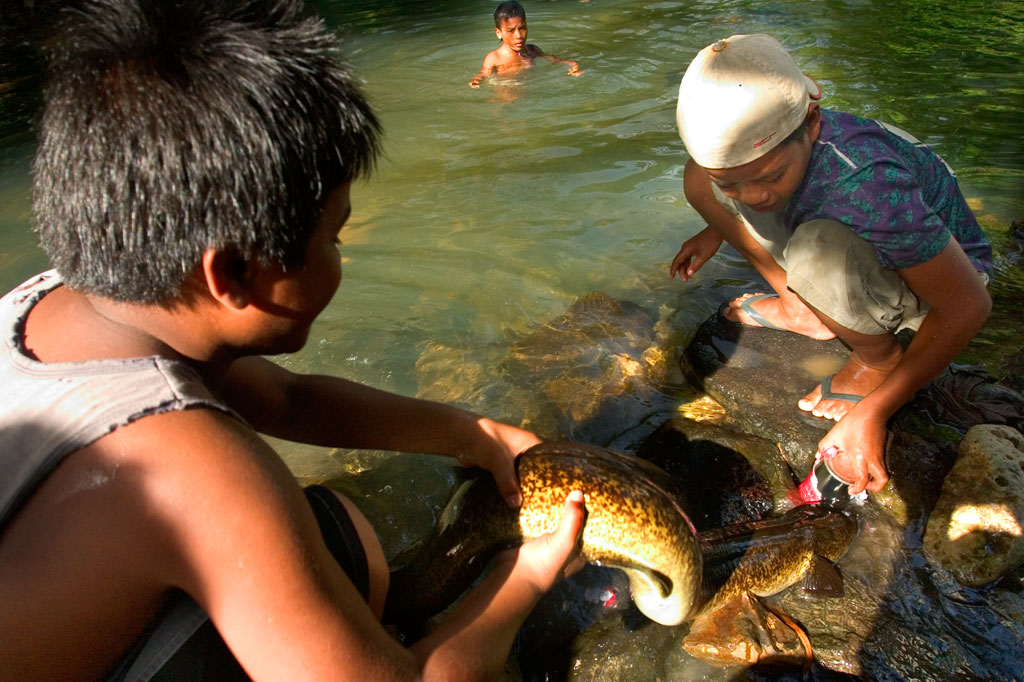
[784,219,930,335]
[712,187,987,335]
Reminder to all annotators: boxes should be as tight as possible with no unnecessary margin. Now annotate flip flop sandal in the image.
[718,293,789,332]
[737,293,788,331]
[818,375,864,404]
[796,375,865,428]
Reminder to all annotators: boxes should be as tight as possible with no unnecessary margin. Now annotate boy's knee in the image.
[330,491,390,619]
[784,219,925,334]
[784,218,881,295]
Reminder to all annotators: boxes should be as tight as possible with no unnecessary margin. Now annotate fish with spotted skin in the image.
[385,441,703,627]
[384,442,856,628]
[694,504,857,617]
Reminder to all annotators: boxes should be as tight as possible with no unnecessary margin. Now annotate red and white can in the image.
[796,446,863,507]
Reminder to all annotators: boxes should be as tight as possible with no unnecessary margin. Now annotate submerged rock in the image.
[500,291,674,445]
[415,291,681,447]
[924,424,1024,586]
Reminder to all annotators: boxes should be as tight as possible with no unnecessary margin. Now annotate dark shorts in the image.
[107,485,369,682]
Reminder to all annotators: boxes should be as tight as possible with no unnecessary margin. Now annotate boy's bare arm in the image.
[469,52,498,87]
[536,47,580,75]
[220,357,539,505]
[818,238,992,494]
[680,159,787,291]
[152,410,584,682]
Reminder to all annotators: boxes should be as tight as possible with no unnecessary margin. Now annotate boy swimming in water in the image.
[670,34,992,497]
[0,1,586,680]
[469,1,580,88]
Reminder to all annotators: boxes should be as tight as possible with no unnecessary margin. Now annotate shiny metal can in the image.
[796,446,856,507]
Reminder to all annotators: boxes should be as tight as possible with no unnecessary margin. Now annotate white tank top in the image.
[0,270,238,528]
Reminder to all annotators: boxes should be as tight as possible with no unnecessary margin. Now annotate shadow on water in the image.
[0,2,61,142]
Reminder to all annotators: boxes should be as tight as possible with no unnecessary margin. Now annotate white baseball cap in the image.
[676,34,821,169]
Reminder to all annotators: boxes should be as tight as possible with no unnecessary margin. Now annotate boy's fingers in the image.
[560,490,586,542]
[849,467,870,496]
[496,467,523,508]
[866,461,888,493]
[670,252,692,278]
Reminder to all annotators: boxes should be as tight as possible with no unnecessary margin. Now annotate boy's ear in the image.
[495,27,502,40]
[201,248,252,310]
[806,104,822,143]
[806,103,823,143]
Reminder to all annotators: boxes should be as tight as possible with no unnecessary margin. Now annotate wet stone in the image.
[680,309,850,477]
[871,426,953,526]
[924,424,1024,586]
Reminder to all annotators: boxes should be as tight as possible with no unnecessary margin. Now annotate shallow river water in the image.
[1,0,1023,680]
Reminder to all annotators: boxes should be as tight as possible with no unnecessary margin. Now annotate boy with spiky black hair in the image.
[469,1,580,88]
[0,1,585,680]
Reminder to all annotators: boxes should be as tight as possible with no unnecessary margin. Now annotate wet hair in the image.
[494,1,526,28]
[33,0,382,303]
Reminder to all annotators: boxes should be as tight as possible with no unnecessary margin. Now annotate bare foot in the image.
[798,351,901,420]
[723,293,836,340]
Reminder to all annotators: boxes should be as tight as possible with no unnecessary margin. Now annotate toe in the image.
[798,388,822,412]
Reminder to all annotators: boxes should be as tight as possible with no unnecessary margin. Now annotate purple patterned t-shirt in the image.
[783,109,993,276]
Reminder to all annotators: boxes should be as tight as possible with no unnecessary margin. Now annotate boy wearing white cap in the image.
[671,34,992,496]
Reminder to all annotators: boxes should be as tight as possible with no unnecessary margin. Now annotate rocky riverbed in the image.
[322,269,1024,681]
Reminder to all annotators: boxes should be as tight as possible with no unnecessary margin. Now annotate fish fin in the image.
[801,554,844,598]
[437,477,477,533]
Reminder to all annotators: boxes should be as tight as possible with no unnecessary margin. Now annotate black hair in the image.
[32,0,382,303]
[494,1,526,28]
[781,113,812,149]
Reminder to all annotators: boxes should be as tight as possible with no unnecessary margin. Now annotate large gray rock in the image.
[924,424,1024,586]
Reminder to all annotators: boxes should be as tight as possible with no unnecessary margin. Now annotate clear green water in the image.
[2,1,1023,679]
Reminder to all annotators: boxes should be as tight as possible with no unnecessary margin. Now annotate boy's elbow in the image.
[963,284,992,332]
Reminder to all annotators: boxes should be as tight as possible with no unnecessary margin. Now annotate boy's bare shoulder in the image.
[120,405,296,508]
[482,47,503,66]
[68,406,294,529]
[0,406,320,680]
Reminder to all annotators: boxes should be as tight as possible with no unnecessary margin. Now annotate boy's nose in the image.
[739,184,770,206]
